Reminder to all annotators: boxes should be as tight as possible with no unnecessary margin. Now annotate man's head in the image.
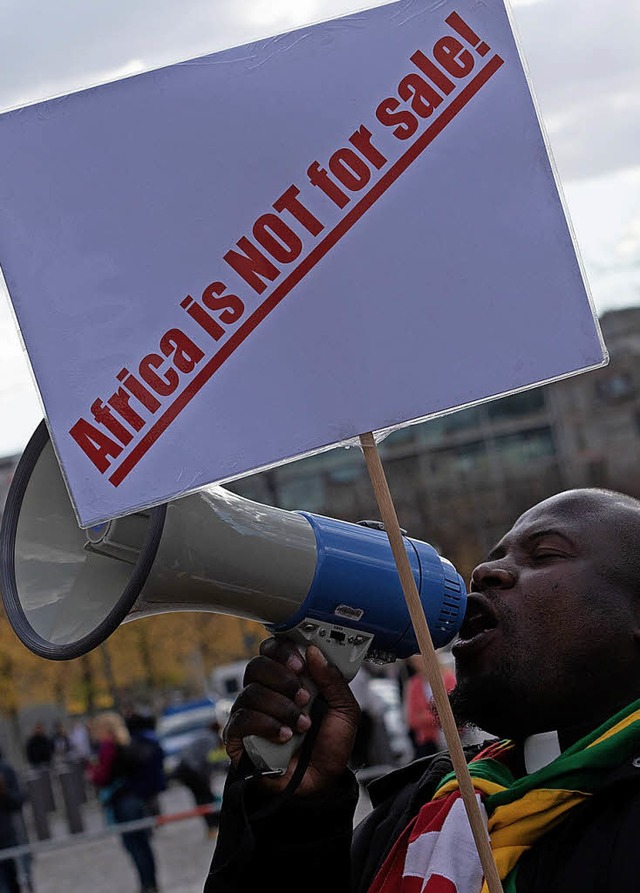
[450,488,640,745]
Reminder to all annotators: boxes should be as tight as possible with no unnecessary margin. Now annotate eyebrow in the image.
[485,528,576,562]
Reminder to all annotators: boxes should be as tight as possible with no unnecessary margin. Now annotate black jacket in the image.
[0,758,26,849]
[206,745,640,892]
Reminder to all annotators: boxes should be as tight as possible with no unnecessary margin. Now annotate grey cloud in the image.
[0,0,246,108]
[0,0,640,179]
[0,0,382,109]
[512,0,640,179]
[1,0,637,180]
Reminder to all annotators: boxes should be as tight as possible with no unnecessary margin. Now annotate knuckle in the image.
[260,635,300,665]
[258,637,280,657]
[226,706,252,737]
[243,655,267,684]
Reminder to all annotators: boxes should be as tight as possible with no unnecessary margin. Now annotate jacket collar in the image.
[366,743,640,809]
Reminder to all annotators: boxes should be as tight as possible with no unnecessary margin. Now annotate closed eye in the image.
[532,550,567,561]
[527,530,577,561]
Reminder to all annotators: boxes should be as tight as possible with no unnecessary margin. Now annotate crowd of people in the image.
[24,720,92,771]
[0,706,225,893]
[0,654,448,892]
[4,663,458,891]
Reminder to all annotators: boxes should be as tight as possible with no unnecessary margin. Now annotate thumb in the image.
[304,645,360,720]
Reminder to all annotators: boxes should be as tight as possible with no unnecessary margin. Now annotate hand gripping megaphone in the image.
[0,421,466,773]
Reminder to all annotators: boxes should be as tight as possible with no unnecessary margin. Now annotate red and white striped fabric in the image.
[368,791,486,893]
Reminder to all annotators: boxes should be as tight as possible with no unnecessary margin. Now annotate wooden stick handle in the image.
[359,432,503,893]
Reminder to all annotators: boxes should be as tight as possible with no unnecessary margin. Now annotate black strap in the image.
[249,694,329,818]
[205,696,330,889]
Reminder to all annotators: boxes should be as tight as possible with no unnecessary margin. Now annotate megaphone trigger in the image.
[242,618,373,775]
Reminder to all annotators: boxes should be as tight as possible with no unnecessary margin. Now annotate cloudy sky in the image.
[0,0,639,459]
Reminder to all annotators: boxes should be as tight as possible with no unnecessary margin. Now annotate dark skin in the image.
[451,488,640,749]
[224,640,360,796]
[223,488,640,795]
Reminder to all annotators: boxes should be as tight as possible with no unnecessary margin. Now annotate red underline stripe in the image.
[109,53,504,487]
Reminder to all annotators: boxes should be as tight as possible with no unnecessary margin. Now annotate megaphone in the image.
[1,421,467,772]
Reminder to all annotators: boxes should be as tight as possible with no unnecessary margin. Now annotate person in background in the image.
[207,487,640,893]
[51,722,71,767]
[125,713,166,818]
[403,653,456,759]
[0,747,26,893]
[348,666,392,772]
[24,723,53,769]
[89,712,160,893]
[11,804,34,893]
[68,719,92,767]
[171,721,225,839]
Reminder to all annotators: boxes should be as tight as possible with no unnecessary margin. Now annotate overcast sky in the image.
[0,0,639,458]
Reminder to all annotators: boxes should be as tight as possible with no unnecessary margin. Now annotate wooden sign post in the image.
[359,431,504,893]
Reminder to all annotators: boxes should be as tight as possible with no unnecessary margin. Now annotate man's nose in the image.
[470,561,516,591]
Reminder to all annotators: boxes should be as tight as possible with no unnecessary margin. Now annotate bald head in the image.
[451,487,640,744]
[518,487,640,523]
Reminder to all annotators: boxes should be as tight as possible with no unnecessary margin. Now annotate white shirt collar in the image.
[523,730,561,774]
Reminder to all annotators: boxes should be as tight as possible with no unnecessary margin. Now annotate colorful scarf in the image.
[368,700,640,893]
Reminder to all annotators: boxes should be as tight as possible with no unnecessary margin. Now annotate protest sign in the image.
[0,0,606,526]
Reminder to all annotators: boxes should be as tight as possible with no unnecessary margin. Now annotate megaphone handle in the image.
[243,658,317,775]
[242,618,374,776]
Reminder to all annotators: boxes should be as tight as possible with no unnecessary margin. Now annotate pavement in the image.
[16,774,374,893]
[24,784,219,893]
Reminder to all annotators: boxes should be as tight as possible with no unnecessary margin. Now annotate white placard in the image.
[0,0,606,527]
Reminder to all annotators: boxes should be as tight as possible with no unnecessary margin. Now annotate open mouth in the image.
[453,594,499,652]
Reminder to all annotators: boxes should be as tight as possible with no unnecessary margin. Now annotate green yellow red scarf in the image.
[369,699,640,893]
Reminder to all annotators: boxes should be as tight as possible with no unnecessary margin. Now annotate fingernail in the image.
[308,644,327,666]
[278,726,293,742]
[296,714,312,733]
[287,654,304,673]
[294,687,310,707]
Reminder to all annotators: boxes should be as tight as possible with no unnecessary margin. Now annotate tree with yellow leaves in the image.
[0,604,264,718]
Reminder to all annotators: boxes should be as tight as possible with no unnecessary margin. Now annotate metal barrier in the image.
[58,768,84,834]
[0,803,218,864]
[23,771,52,841]
[23,761,89,840]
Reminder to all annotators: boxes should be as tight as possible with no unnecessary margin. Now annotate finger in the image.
[223,688,312,770]
[258,636,306,675]
[229,683,312,738]
[243,656,311,707]
[226,700,311,746]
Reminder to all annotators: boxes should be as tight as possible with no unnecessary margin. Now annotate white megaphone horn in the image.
[1,421,467,773]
